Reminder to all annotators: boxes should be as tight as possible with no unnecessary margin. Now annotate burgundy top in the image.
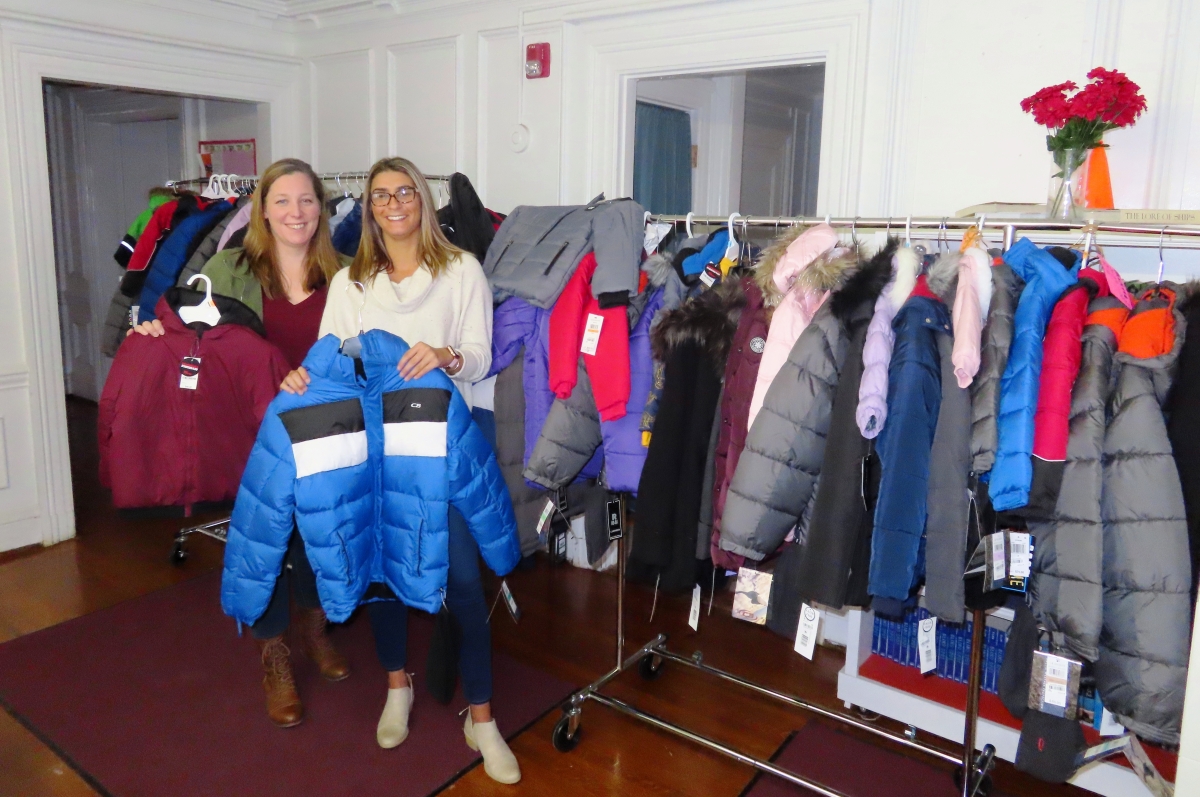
[261,285,329,370]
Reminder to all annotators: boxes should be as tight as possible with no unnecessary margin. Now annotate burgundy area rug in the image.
[0,572,573,797]
[742,721,1017,797]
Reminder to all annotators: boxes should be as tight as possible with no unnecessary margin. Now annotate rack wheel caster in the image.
[552,714,581,752]
[170,542,188,565]
[638,653,664,680]
[953,766,993,797]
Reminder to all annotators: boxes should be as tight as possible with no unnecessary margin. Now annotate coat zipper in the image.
[543,240,570,275]
[414,519,423,577]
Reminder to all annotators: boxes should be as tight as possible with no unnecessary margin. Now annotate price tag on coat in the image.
[536,498,555,539]
[179,356,201,390]
[989,533,1006,582]
[688,584,701,630]
[918,617,937,674]
[500,579,520,623]
[607,498,623,540]
[1043,654,1070,708]
[580,314,604,355]
[131,306,140,327]
[794,604,820,659]
[1009,532,1031,578]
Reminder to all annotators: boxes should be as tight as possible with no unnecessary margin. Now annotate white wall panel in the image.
[310,50,373,172]
[388,38,458,175]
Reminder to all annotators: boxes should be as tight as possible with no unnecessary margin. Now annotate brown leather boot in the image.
[294,606,350,682]
[256,636,303,728]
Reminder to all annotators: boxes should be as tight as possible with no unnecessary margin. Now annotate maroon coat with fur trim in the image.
[99,290,289,510]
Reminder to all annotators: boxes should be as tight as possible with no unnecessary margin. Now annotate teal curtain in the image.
[633,102,692,215]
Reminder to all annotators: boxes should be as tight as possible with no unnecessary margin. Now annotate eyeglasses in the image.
[369,186,419,207]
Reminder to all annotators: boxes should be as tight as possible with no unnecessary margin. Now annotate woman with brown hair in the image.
[132,157,350,729]
[280,157,519,784]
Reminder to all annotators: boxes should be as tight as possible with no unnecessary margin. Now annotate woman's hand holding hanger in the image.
[126,319,166,338]
[280,366,310,395]
[398,342,461,381]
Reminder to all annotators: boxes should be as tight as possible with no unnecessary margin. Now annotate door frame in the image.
[1,19,303,549]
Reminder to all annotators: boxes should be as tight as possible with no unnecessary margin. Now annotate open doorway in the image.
[632,63,825,217]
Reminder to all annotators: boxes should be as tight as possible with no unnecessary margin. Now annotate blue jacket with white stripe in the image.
[221,330,520,624]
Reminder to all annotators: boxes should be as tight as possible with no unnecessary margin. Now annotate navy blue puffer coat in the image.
[221,330,520,624]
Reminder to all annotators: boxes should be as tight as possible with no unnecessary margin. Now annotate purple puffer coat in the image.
[489,298,602,481]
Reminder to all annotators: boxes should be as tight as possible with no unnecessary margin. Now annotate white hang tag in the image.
[500,579,520,623]
[580,313,604,355]
[688,584,701,630]
[918,617,937,674]
[989,532,1007,582]
[1043,653,1071,708]
[536,498,555,539]
[179,356,201,390]
[1009,532,1031,578]
[1099,708,1125,737]
[644,222,671,255]
[131,305,140,327]
[794,603,820,659]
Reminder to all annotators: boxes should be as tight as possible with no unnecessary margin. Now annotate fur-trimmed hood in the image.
[651,278,746,370]
[643,253,675,288]
[889,246,919,307]
[830,238,898,322]
[754,223,846,307]
[926,251,961,305]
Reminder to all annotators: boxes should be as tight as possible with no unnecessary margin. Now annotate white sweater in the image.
[319,252,493,408]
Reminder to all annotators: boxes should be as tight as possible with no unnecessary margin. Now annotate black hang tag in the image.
[607,498,623,541]
[554,487,569,513]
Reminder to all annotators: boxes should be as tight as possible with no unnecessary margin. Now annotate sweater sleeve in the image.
[452,254,493,384]
[318,269,360,342]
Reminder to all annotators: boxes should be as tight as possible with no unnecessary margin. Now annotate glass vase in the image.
[1047,146,1088,220]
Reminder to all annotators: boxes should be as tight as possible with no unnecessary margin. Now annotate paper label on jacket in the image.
[581,314,604,355]
[536,499,555,539]
[794,604,820,659]
[688,584,701,630]
[1009,532,1031,578]
[179,356,201,390]
[732,568,772,625]
[918,617,937,674]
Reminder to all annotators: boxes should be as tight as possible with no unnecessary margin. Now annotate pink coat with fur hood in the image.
[746,224,842,428]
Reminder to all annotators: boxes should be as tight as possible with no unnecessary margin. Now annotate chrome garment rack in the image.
[163,171,454,191]
[551,215,1200,797]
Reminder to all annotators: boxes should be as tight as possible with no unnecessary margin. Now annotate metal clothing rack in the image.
[551,215,1200,797]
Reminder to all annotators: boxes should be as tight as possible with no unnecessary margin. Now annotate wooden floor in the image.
[0,398,1086,797]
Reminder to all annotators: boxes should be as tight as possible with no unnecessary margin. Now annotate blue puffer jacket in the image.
[138,200,235,322]
[868,288,950,601]
[221,330,520,624]
[988,239,1079,511]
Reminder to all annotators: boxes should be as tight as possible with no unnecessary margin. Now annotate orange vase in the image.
[1081,146,1115,209]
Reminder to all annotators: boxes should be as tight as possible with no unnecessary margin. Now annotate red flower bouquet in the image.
[1020,68,1147,163]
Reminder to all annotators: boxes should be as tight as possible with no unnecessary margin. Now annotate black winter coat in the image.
[1166,284,1200,598]
[629,280,744,593]
[436,173,496,262]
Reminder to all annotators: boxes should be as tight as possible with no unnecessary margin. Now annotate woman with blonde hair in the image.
[132,157,351,728]
[280,157,519,784]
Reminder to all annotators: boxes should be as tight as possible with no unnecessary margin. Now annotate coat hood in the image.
[1117,284,1185,369]
[830,238,897,322]
[754,223,841,307]
[889,246,920,307]
[651,278,745,369]
[643,252,675,288]
[925,251,961,304]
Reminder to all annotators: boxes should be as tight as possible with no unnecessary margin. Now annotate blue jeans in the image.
[251,530,321,640]
[367,506,493,705]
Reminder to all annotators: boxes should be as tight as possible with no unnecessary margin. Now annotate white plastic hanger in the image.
[724,213,741,261]
[179,274,222,327]
[201,174,224,200]
[685,211,695,240]
[905,215,912,247]
[340,280,368,358]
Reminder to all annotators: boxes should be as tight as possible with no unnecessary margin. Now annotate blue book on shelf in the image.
[872,616,881,656]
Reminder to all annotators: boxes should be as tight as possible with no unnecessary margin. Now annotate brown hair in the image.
[241,158,341,299]
[349,156,462,285]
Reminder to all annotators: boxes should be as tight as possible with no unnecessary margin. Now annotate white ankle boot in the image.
[376,675,413,749]
[464,714,521,784]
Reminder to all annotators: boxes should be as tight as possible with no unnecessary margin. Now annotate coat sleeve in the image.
[220,410,298,626]
[488,298,536,378]
[453,254,493,383]
[448,390,521,577]
[584,295,631,422]
[97,337,137,489]
[590,199,644,303]
[856,292,896,438]
[547,254,596,399]
[524,359,603,489]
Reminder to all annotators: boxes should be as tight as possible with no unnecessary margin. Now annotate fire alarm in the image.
[525,42,550,79]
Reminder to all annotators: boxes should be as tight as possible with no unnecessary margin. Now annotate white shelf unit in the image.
[836,607,1156,797]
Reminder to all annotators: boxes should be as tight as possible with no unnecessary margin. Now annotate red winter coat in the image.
[711,278,768,568]
[98,290,289,510]
[548,252,631,421]
[1025,268,1106,517]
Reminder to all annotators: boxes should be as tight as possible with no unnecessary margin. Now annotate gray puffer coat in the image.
[969,260,1022,474]
[1096,285,1192,746]
[1028,295,1125,663]
[718,253,858,560]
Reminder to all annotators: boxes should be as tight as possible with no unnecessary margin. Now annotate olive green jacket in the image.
[200,247,350,319]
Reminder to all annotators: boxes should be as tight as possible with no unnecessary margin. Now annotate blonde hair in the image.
[241,158,341,299]
[349,156,462,284]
